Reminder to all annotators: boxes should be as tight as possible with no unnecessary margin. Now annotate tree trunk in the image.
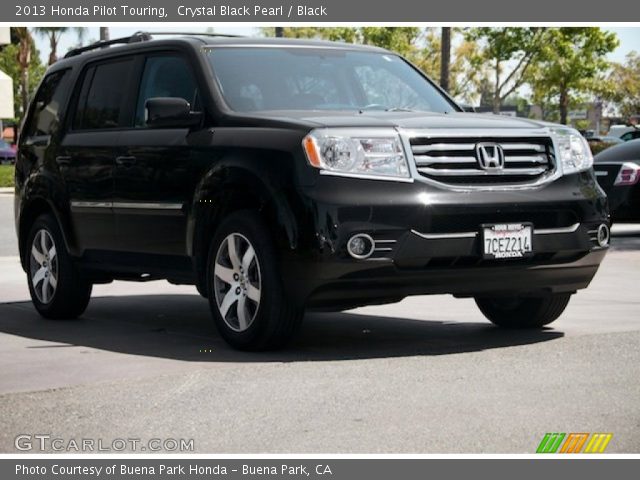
[100,27,110,42]
[493,59,501,114]
[48,35,58,65]
[16,31,32,118]
[439,27,451,93]
[275,27,284,38]
[20,67,29,118]
[559,88,569,125]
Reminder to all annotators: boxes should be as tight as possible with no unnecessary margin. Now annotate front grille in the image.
[409,136,555,187]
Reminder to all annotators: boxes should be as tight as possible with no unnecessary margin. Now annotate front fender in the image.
[188,151,301,258]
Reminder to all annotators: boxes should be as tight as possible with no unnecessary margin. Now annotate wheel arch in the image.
[18,175,78,270]
[189,161,300,295]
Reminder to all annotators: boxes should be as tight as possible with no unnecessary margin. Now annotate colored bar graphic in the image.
[559,433,589,453]
[584,433,613,453]
[537,433,613,453]
[536,433,566,453]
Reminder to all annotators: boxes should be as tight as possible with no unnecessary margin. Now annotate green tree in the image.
[423,30,484,104]
[0,29,46,123]
[261,27,421,56]
[603,51,640,120]
[14,28,39,119]
[527,28,618,125]
[34,27,86,65]
[466,27,547,114]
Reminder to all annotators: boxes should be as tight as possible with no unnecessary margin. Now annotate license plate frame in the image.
[481,223,533,260]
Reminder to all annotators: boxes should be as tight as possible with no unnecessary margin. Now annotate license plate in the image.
[481,223,533,259]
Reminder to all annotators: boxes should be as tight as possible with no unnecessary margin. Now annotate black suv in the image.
[15,33,610,350]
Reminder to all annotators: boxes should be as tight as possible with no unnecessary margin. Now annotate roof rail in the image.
[63,31,244,58]
[138,32,245,38]
[64,32,152,58]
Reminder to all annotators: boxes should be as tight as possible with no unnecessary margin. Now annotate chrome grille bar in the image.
[417,167,547,177]
[412,143,477,153]
[412,142,546,154]
[414,156,477,165]
[414,155,549,166]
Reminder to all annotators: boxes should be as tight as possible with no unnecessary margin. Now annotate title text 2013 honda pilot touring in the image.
[15,33,610,350]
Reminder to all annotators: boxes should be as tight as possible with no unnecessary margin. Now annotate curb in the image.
[0,187,14,194]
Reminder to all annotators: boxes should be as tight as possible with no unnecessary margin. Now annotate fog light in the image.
[347,234,375,259]
[597,224,610,247]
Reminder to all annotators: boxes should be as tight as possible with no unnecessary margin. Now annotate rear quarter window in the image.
[22,69,72,139]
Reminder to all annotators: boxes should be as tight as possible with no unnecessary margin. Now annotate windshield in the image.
[205,47,457,114]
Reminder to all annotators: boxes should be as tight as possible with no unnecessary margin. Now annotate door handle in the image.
[55,156,71,166]
[115,156,137,167]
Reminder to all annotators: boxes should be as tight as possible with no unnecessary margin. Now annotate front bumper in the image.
[286,170,609,308]
[605,185,640,222]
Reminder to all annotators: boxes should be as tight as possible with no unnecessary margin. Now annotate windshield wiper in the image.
[358,106,417,113]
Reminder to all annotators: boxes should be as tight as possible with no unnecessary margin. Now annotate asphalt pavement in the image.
[0,190,639,453]
[0,193,16,256]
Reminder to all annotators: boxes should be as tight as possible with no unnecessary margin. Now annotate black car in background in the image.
[15,33,609,350]
[620,129,640,142]
[594,139,640,223]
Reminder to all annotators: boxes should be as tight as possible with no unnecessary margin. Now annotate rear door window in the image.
[73,58,134,130]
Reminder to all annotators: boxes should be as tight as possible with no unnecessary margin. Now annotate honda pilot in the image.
[15,33,610,350]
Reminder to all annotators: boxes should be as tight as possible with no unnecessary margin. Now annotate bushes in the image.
[0,165,15,188]
[589,142,618,156]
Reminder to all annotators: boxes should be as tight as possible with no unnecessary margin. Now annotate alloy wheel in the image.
[213,233,262,332]
[30,229,58,304]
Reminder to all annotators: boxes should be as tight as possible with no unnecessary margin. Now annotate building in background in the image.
[0,27,15,141]
[479,102,625,135]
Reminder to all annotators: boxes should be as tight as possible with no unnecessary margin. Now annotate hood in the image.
[240,110,555,132]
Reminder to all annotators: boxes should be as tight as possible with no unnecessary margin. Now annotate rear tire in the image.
[475,293,571,328]
[26,214,92,319]
[206,210,303,350]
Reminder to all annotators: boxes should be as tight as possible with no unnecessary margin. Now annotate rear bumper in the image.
[286,171,609,308]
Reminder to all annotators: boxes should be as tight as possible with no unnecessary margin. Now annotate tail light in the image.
[614,162,640,186]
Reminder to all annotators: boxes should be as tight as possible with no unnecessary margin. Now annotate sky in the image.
[34,26,640,65]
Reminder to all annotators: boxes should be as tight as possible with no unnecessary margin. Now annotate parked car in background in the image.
[608,125,638,139]
[0,139,16,164]
[594,139,640,223]
[587,135,624,146]
[620,129,640,142]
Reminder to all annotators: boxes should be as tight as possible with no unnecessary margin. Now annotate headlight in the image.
[303,128,410,180]
[550,127,593,175]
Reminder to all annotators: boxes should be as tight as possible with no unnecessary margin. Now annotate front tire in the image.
[475,293,571,329]
[26,214,92,319]
[206,211,303,350]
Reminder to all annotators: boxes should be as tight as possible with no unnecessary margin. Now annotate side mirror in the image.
[145,97,202,128]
